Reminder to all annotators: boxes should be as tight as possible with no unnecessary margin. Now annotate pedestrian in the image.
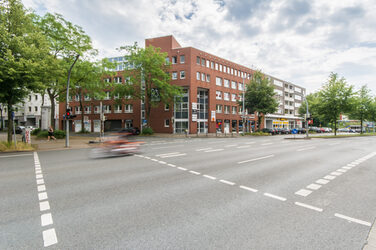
[48,126,56,141]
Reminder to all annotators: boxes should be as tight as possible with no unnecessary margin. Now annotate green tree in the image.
[0,0,50,142]
[298,92,331,128]
[366,97,376,133]
[316,73,354,136]
[117,43,182,129]
[349,85,373,134]
[242,71,279,131]
[33,12,93,129]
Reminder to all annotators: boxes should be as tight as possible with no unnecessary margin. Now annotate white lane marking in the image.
[0,153,32,158]
[196,148,213,151]
[152,145,184,150]
[160,153,187,158]
[329,143,340,146]
[43,228,58,247]
[295,202,323,212]
[39,201,50,212]
[237,145,250,149]
[342,166,352,170]
[208,140,225,144]
[144,156,151,159]
[38,192,48,201]
[307,183,322,190]
[323,175,336,180]
[37,185,46,192]
[224,144,237,147]
[35,170,42,174]
[36,174,43,179]
[238,154,275,164]
[219,180,235,186]
[347,164,356,167]
[295,189,312,197]
[158,161,167,164]
[155,152,180,156]
[151,159,158,162]
[330,171,343,176]
[204,149,224,153]
[239,185,258,192]
[297,146,316,152]
[264,193,287,201]
[189,170,201,175]
[334,213,371,227]
[203,175,216,180]
[316,179,330,185]
[37,179,44,185]
[177,167,187,171]
[41,213,53,226]
[245,142,256,145]
[261,143,273,146]
[351,162,359,165]
[337,169,347,173]
[167,164,176,167]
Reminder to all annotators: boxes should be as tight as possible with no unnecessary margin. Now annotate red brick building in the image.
[59,35,305,134]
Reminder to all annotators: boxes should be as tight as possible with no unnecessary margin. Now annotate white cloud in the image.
[22,0,376,94]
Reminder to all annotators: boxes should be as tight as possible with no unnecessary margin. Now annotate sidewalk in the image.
[32,136,97,151]
[364,219,376,249]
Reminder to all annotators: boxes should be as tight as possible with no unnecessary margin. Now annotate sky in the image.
[22,0,376,95]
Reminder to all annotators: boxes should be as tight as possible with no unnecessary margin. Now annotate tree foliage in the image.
[242,71,279,130]
[349,85,373,134]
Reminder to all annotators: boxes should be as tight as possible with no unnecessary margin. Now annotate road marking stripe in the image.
[151,159,158,162]
[155,152,181,156]
[330,171,343,176]
[196,148,212,151]
[297,146,316,152]
[237,146,250,149]
[37,185,46,192]
[245,142,256,145]
[177,167,187,171]
[35,170,42,174]
[160,153,187,158]
[167,164,176,167]
[295,202,323,212]
[261,143,273,146]
[239,185,258,192]
[41,213,53,226]
[306,183,321,190]
[342,166,352,170]
[36,174,43,179]
[144,156,151,159]
[295,189,312,197]
[203,175,216,180]
[0,153,32,158]
[347,164,356,167]
[238,154,274,164]
[189,170,201,175]
[334,213,371,227]
[204,149,224,153]
[323,175,336,180]
[264,193,287,201]
[43,228,58,247]
[316,179,330,185]
[337,169,347,173]
[38,192,48,201]
[158,161,167,164]
[39,201,50,211]
[224,144,237,147]
[37,179,44,185]
[219,180,235,185]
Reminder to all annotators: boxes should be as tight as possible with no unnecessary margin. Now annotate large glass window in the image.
[180,55,185,64]
[216,77,222,86]
[224,79,230,88]
[196,56,200,64]
[197,89,208,120]
[174,88,189,133]
[172,56,177,64]
[216,91,222,100]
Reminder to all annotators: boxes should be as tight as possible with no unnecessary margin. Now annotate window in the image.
[231,81,237,89]
[172,71,178,80]
[180,55,185,64]
[104,78,111,83]
[196,72,200,80]
[215,63,218,70]
[216,104,223,113]
[231,94,237,102]
[165,104,169,111]
[196,56,200,64]
[206,74,210,82]
[224,92,230,101]
[35,95,38,101]
[180,71,185,79]
[125,76,132,85]
[231,68,234,75]
[227,67,230,74]
[105,91,110,100]
[114,93,120,99]
[211,61,214,69]
[238,94,243,101]
[28,107,31,112]
[216,77,222,86]
[35,106,38,112]
[224,105,230,114]
[234,69,237,76]
[164,119,170,127]
[114,77,122,83]
[223,66,227,73]
[75,106,82,114]
[201,58,205,66]
[216,91,222,100]
[238,83,244,91]
[84,95,91,101]
[232,106,237,114]
[224,79,230,88]
[172,56,177,64]
[114,105,122,113]
[84,106,91,114]
[206,60,210,68]
[75,94,80,101]
[125,104,133,113]
[103,105,111,113]
[94,106,100,114]
[165,57,170,64]
[219,64,222,72]
[201,73,205,81]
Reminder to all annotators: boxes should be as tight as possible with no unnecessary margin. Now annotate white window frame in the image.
[172,56,177,64]
[196,72,200,80]
[164,119,170,127]
[125,104,133,113]
[201,73,205,81]
[216,104,223,113]
[216,91,222,100]
[224,79,230,88]
[172,71,178,80]
[224,92,230,101]
[231,94,237,102]
[180,55,185,64]
[180,71,185,79]
[216,77,222,86]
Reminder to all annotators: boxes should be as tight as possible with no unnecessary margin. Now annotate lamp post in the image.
[304,96,309,138]
[242,76,246,133]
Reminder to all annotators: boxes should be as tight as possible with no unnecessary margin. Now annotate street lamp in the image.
[303,95,309,138]
[242,76,246,133]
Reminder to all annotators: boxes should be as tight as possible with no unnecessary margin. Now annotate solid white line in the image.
[37,185,46,192]
[264,193,287,201]
[239,185,258,192]
[189,170,201,175]
[43,228,58,247]
[177,167,187,171]
[238,154,274,164]
[261,143,273,146]
[295,202,323,212]
[196,148,212,151]
[0,153,32,158]
[39,201,50,212]
[334,213,371,227]
[160,153,187,158]
[167,164,176,167]
[219,180,235,186]
[295,189,312,197]
[297,146,316,152]
[203,175,216,180]
[204,149,224,153]
[237,146,250,149]
[41,213,53,226]
[155,152,180,156]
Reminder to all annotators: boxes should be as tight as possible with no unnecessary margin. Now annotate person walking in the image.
[48,126,56,141]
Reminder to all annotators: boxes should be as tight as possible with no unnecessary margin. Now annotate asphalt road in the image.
[1,135,375,249]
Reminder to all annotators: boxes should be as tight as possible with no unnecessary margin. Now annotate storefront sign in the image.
[192,102,197,110]
[192,113,197,121]
[211,111,216,122]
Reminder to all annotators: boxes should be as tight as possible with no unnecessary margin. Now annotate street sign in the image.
[292,129,298,134]
[192,113,197,122]
[211,111,216,122]
[192,102,197,110]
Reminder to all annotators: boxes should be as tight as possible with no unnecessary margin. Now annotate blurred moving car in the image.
[14,126,25,134]
[120,127,140,135]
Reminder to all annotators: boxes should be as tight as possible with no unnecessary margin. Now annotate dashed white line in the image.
[337,169,347,173]
[37,179,44,185]
[196,148,212,151]
[261,143,273,146]
[204,149,224,153]
[144,156,151,159]
[330,171,343,176]
[323,175,336,180]
[238,154,275,164]
[245,142,256,145]
[224,144,237,147]
[306,183,322,190]
[160,153,187,158]
[264,193,287,201]
[38,192,48,201]
[342,166,352,170]
[158,161,167,164]
[295,189,312,197]
[237,145,250,149]
[334,213,371,227]
[37,185,46,192]
[316,179,330,185]
[36,174,43,179]
[203,175,216,180]
[151,159,158,162]
[177,167,187,171]
[297,146,316,152]
[39,201,50,212]
[43,228,58,247]
[189,170,201,175]
[295,202,323,212]
[219,180,235,186]
[239,185,258,193]
[167,164,176,167]
[41,213,53,226]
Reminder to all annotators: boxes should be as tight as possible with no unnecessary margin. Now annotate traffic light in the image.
[65,108,77,120]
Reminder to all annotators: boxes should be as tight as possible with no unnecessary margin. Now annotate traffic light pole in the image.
[65,54,80,148]
[304,96,309,138]
[242,76,246,133]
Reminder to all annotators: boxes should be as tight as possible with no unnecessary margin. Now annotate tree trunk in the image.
[80,92,84,133]
[0,108,3,131]
[47,89,56,130]
[7,103,12,142]
[334,117,337,136]
[360,117,363,134]
[257,114,262,132]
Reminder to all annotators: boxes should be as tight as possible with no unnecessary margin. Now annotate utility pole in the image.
[65,54,80,148]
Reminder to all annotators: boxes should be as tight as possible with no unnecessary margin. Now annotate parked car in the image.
[13,126,25,134]
[262,128,277,135]
[296,128,306,134]
[275,128,290,134]
[337,128,350,133]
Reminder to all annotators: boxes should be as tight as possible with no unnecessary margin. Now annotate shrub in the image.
[244,132,270,136]
[54,130,66,139]
[141,127,154,135]
[36,131,49,138]
[31,128,41,135]
[0,141,35,152]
